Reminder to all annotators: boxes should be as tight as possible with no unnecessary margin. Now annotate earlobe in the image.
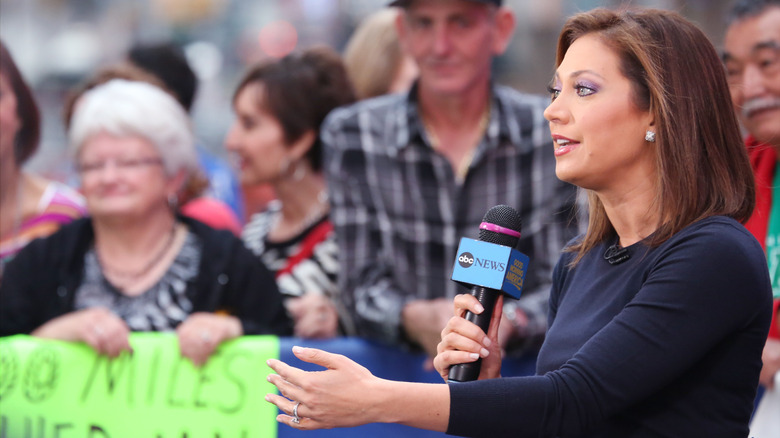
[290,130,316,161]
[168,169,188,198]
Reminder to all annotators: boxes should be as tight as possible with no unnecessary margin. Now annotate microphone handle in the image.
[448,286,499,382]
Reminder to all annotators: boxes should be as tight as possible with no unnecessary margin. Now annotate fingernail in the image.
[482,337,492,347]
[481,348,490,358]
[267,375,272,382]
[292,346,304,354]
[265,394,271,402]
[469,353,480,360]
[474,304,485,313]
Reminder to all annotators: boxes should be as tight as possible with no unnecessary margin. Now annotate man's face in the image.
[396,0,512,97]
[724,7,780,145]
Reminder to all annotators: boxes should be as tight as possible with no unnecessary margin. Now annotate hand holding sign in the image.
[31,307,132,359]
[0,334,279,437]
[176,312,243,367]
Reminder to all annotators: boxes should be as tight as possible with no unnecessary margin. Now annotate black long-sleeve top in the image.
[448,216,772,437]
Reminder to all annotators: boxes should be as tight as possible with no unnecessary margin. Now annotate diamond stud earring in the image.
[645,130,656,142]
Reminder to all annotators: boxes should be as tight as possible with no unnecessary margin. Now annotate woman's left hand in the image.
[176,312,242,366]
[265,346,383,429]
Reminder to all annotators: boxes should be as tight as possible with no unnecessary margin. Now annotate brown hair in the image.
[233,46,356,172]
[557,8,755,263]
[0,40,40,166]
[344,8,405,100]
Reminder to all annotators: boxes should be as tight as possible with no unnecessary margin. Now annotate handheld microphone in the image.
[448,205,528,382]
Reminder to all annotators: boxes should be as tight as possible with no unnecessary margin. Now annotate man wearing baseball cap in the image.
[322,0,579,363]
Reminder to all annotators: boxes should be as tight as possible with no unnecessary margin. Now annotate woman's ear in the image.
[289,130,316,162]
[167,169,188,198]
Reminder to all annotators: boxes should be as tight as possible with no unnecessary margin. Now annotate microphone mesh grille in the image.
[479,205,522,247]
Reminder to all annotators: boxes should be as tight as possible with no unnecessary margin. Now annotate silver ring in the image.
[292,402,301,424]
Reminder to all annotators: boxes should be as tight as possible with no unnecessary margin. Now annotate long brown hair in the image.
[0,40,40,166]
[557,8,755,263]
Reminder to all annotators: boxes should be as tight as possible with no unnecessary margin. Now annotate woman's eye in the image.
[547,86,561,101]
[241,117,256,130]
[575,85,596,97]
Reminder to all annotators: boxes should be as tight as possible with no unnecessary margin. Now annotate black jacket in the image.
[0,216,292,336]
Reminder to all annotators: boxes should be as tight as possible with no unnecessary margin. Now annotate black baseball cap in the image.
[388,0,502,7]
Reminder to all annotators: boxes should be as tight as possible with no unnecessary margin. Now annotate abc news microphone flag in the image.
[452,238,529,303]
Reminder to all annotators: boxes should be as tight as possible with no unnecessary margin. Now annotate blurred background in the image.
[0,0,734,183]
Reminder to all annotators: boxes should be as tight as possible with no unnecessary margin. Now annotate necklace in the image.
[288,190,330,234]
[97,223,178,282]
[268,190,330,242]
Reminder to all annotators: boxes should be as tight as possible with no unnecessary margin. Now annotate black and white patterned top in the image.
[242,204,351,333]
[74,231,201,332]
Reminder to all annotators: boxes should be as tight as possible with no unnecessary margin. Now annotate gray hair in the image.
[727,0,780,24]
[68,79,198,176]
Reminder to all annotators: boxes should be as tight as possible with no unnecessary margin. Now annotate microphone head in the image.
[479,205,522,248]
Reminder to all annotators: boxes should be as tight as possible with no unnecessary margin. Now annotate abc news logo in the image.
[458,252,507,271]
[458,252,475,268]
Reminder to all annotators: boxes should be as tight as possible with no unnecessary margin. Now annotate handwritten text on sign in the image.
[0,334,280,438]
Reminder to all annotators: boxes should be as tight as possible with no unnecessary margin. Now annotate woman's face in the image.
[225,82,292,186]
[544,34,655,194]
[0,72,21,166]
[78,132,174,220]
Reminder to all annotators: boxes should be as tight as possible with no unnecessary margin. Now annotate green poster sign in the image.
[0,334,280,438]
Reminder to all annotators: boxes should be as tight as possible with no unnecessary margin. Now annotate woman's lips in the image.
[553,137,580,156]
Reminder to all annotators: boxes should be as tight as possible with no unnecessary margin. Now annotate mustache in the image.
[742,97,780,118]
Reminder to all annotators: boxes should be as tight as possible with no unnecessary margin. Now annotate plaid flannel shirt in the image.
[322,83,582,351]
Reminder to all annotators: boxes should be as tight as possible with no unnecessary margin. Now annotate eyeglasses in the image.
[77,157,164,175]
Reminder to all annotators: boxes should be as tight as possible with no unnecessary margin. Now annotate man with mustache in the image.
[723,0,780,397]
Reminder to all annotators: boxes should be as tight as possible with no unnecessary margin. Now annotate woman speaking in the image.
[264,7,772,437]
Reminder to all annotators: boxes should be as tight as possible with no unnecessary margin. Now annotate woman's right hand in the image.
[286,293,340,339]
[433,294,504,382]
[30,307,132,358]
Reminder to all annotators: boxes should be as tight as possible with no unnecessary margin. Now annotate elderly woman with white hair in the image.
[0,79,291,365]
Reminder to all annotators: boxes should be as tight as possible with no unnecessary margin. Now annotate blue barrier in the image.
[276,337,537,438]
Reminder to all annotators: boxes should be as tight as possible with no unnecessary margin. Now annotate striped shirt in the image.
[322,84,583,350]
[0,182,86,277]
[242,204,353,334]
